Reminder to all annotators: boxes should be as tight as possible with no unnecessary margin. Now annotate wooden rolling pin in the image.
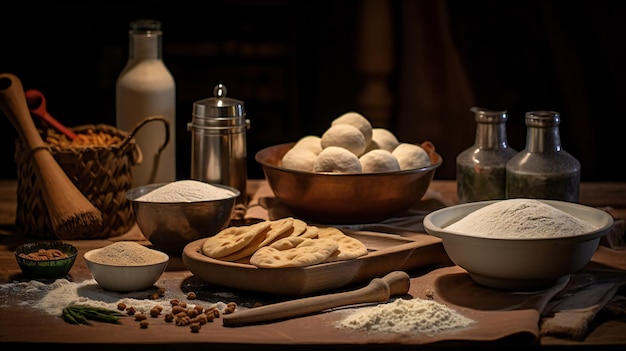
[0,73,103,238]
[222,271,411,327]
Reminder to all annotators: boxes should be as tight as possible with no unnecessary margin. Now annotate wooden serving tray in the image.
[182,231,448,296]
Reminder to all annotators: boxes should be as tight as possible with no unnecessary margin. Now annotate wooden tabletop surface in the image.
[1,179,625,350]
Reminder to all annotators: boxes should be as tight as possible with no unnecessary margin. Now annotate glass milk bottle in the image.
[456,107,517,203]
[116,19,176,187]
[506,110,580,202]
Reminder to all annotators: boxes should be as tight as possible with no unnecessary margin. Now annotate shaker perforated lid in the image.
[192,84,246,126]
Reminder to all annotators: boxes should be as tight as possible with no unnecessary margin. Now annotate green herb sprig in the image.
[62,305,126,325]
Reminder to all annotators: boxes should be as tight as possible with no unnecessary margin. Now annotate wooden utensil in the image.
[0,73,103,238]
[222,270,411,327]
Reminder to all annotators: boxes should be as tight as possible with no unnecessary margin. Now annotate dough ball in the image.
[320,124,367,157]
[370,128,400,152]
[331,112,373,146]
[281,147,318,172]
[359,149,400,173]
[293,135,322,154]
[313,146,362,173]
[392,143,432,170]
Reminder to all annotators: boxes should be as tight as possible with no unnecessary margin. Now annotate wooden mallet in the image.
[0,73,103,238]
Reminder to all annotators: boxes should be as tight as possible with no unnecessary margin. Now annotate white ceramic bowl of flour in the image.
[423,199,614,291]
[127,180,240,253]
[84,241,169,292]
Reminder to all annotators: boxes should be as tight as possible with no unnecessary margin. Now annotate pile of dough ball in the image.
[281,111,433,173]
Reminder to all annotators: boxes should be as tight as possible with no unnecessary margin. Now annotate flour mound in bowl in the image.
[136,180,236,202]
[444,199,599,239]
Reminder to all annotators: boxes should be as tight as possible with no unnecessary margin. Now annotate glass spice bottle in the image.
[456,107,517,203]
[505,110,580,202]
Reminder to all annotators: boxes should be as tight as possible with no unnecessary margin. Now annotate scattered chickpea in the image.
[204,313,216,322]
[117,302,127,311]
[172,305,186,315]
[164,313,174,323]
[424,288,434,299]
[175,316,191,326]
[126,306,137,315]
[194,314,208,325]
[187,292,197,300]
[135,313,147,321]
[189,322,201,333]
[170,299,180,306]
[205,308,220,319]
[150,306,162,317]
[139,320,150,329]
[223,302,237,314]
[157,287,166,296]
[187,309,199,318]
[149,292,160,300]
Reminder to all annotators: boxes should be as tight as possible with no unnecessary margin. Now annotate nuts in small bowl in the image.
[14,241,78,279]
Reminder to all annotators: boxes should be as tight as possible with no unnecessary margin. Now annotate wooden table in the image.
[1,179,625,350]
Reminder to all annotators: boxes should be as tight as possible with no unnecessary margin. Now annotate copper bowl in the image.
[255,142,442,224]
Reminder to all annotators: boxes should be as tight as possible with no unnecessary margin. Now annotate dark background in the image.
[1,0,625,182]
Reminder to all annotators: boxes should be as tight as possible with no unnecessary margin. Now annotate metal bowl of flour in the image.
[423,199,613,291]
[127,181,240,253]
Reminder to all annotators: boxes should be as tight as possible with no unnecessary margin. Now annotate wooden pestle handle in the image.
[222,271,411,327]
[0,73,103,238]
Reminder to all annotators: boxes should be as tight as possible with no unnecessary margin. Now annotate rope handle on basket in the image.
[119,116,171,165]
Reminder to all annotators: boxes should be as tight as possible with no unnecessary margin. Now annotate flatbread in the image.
[288,218,308,237]
[249,237,339,268]
[298,225,319,239]
[201,221,271,258]
[268,236,308,250]
[318,227,368,262]
[219,218,295,262]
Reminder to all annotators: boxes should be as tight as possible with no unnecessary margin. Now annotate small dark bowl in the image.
[14,241,78,278]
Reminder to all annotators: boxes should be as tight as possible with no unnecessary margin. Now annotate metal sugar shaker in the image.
[188,84,250,209]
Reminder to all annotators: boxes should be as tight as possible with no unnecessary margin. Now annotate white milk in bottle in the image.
[116,19,176,187]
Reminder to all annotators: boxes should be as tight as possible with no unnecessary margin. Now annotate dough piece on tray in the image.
[218,217,295,262]
[298,225,319,239]
[318,227,369,262]
[249,237,339,268]
[289,218,308,237]
[201,221,272,258]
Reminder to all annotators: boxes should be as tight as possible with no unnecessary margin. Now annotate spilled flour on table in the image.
[336,298,474,334]
[0,278,236,317]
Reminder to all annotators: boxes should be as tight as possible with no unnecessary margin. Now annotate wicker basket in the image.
[14,119,166,239]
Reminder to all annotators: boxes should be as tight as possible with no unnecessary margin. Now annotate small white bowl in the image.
[423,199,614,291]
[84,245,169,292]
